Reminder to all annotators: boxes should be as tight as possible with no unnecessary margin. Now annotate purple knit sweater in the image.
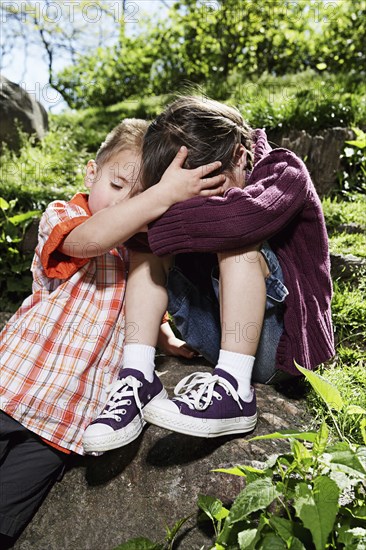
[148,130,335,375]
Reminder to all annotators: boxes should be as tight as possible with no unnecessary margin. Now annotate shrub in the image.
[0,124,87,310]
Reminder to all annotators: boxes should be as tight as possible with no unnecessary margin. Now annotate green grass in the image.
[0,121,87,210]
[322,194,366,230]
[225,70,366,134]
[329,232,366,258]
[54,95,171,155]
[306,196,366,445]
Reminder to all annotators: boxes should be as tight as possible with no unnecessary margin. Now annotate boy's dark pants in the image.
[0,411,68,545]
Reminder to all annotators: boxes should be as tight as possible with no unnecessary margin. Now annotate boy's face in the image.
[85,149,142,215]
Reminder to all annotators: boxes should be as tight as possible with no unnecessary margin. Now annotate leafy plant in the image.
[338,128,366,196]
[113,515,193,550]
[198,364,366,549]
[116,366,365,549]
[0,197,41,311]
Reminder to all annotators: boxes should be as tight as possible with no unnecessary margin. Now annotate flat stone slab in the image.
[13,356,310,550]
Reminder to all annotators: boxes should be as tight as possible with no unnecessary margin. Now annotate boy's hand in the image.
[158,321,199,359]
[158,146,226,208]
[160,334,199,359]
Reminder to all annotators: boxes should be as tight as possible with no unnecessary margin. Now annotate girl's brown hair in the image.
[142,96,253,188]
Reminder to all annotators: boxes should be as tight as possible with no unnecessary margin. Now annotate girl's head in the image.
[142,96,253,190]
[85,118,149,214]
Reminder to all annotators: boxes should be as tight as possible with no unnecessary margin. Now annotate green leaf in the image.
[270,516,297,543]
[269,517,307,549]
[217,479,279,546]
[337,526,366,548]
[197,495,225,523]
[344,506,366,520]
[291,439,312,462]
[324,442,366,476]
[293,476,340,550]
[361,419,366,446]
[165,515,191,543]
[347,405,366,416]
[8,210,41,225]
[294,362,344,411]
[237,528,257,549]
[259,533,287,549]
[213,466,247,476]
[214,464,269,486]
[345,139,366,149]
[227,478,279,524]
[0,197,9,210]
[313,422,329,456]
[249,430,318,443]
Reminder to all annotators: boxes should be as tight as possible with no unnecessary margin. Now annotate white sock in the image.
[122,344,156,382]
[216,349,255,401]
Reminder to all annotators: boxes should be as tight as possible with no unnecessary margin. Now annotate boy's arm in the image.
[60,148,225,258]
[148,149,311,255]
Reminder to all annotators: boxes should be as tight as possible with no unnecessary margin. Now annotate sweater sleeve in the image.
[148,149,311,255]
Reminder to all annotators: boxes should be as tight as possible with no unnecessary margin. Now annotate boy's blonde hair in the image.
[96,118,149,165]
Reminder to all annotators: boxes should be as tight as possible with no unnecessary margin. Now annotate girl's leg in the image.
[143,245,268,437]
[83,251,171,453]
[125,251,171,349]
[215,247,268,400]
[218,247,268,356]
[122,250,172,382]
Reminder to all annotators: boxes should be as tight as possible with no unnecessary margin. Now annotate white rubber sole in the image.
[83,388,168,453]
[143,400,257,438]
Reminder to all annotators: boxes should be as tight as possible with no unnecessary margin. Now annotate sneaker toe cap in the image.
[84,422,114,439]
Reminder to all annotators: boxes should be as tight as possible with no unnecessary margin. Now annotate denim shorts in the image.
[166,243,289,384]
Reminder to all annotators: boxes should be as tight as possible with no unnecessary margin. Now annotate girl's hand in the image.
[158,146,226,208]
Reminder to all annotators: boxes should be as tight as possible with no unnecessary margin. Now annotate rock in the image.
[13,356,311,550]
[337,223,365,235]
[0,75,48,151]
[330,252,366,281]
[270,127,356,196]
[0,311,12,327]
[20,219,40,254]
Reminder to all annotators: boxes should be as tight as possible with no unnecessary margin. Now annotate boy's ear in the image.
[234,144,247,169]
[85,160,97,188]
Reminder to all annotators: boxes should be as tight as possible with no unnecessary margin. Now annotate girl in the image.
[84,97,334,449]
[0,118,225,547]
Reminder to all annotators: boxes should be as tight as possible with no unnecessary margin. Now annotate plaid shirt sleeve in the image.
[38,195,92,279]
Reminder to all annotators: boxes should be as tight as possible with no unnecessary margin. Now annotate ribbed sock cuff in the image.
[217,349,255,400]
[123,344,156,382]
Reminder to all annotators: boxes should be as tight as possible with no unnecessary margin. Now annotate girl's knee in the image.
[218,246,270,278]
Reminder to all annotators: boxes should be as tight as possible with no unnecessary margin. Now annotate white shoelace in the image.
[174,372,243,412]
[99,375,143,421]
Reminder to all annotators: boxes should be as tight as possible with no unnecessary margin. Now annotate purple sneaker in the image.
[143,369,257,438]
[83,369,167,453]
